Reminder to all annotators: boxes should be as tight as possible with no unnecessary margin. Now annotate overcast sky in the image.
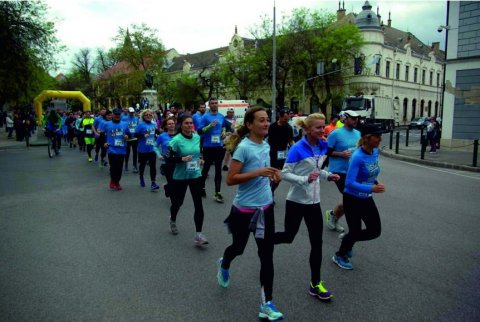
[45,0,447,75]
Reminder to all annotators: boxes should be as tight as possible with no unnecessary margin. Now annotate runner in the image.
[135,109,159,191]
[154,116,177,198]
[267,109,294,196]
[92,107,106,163]
[332,123,386,270]
[81,111,95,161]
[274,113,339,302]
[216,107,283,321]
[75,112,85,152]
[198,97,231,203]
[165,114,208,245]
[94,109,111,167]
[222,107,236,171]
[103,108,131,190]
[122,107,139,173]
[325,110,361,235]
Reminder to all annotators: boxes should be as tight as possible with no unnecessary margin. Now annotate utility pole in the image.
[271,1,277,122]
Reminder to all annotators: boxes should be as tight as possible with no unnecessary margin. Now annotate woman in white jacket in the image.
[274,113,339,301]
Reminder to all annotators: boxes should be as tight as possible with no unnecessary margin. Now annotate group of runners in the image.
[44,99,386,321]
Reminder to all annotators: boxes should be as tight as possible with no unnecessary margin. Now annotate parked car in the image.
[408,117,430,129]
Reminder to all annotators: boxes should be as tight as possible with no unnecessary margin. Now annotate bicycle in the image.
[45,130,60,158]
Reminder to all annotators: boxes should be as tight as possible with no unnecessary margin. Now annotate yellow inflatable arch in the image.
[34,90,91,124]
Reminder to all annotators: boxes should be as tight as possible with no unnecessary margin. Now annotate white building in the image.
[340,1,445,126]
[441,1,480,147]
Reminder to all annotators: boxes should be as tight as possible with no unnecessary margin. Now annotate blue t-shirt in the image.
[327,127,361,173]
[232,137,272,207]
[104,121,130,155]
[344,148,380,198]
[156,132,175,158]
[199,112,226,147]
[192,112,204,136]
[93,116,104,137]
[135,121,157,153]
[168,133,202,180]
[98,119,111,133]
[122,115,139,139]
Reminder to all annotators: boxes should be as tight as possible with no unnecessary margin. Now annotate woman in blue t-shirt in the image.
[154,116,177,198]
[216,107,284,321]
[332,124,386,270]
[135,109,159,191]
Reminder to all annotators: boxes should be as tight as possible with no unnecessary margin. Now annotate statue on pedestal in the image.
[144,71,154,89]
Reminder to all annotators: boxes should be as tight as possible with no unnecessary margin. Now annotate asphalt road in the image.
[0,145,479,321]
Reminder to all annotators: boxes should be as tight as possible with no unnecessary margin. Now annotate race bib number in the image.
[129,128,135,133]
[114,139,124,147]
[186,160,200,172]
[146,138,154,145]
[85,129,92,134]
[211,135,220,144]
[277,150,287,160]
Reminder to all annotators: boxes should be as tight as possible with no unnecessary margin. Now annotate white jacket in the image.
[282,136,331,204]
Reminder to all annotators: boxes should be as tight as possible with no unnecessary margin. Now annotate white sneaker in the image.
[194,233,209,246]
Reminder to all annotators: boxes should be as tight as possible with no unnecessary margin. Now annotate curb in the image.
[380,147,480,173]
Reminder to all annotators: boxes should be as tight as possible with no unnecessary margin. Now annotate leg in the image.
[255,205,275,303]
[213,147,226,193]
[274,200,303,244]
[125,141,131,169]
[303,203,323,285]
[132,140,138,169]
[222,207,253,269]
[148,152,157,182]
[189,178,205,232]
[138,153,147,177]
[337,194,363,256]
[201,147,214,189]
[170,180,188,222]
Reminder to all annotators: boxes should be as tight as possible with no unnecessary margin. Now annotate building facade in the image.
[442,0,480,147]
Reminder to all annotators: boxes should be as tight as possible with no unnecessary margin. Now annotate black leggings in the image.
[221,205,275,302]
[201,146,225,192]
[108,153,125,183]
[338,194,381,256]
[125,140,138,168]
[275,201,323,285]
[170,177,204,232]
[161,162,175,197]
[96,135,107,160]
[138,152,157,182]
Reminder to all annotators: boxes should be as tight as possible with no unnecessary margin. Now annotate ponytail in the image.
[225,106,265,153]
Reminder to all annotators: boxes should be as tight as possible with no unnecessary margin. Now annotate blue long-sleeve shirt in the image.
[344,147,381,198]
[135,121,157,153]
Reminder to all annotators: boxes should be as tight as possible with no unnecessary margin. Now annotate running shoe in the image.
[109,181,116,190]
[88,157,93,162]
[214,192,224,203]
[170,220,178,235]
[346,249,353,258]
[201,188,206,198]
[163,184,170,198]
[332,254,353,270]
[94,154,98,162]
[309,281,333,301]
[216,257,230,288]
[133,166,138,173]
[151,181,160,192]
[115,183,123,191]
[140,176,145,187]
[326,211,344,232]
[222,165,229,171]
[193,233,209,246]
[258,301,283,321]
[102,160,108,167]
[338,232,346,240]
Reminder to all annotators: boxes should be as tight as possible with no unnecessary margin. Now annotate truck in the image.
[341,95,399,130]
[206,99,250,124]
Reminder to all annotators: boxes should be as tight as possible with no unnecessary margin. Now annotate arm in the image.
[345,157,372,193]
[226,159,280,186]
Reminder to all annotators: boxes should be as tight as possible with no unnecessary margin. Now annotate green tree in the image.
[0,0,62,108]
[112,23,166,72]
[249,7,364,114]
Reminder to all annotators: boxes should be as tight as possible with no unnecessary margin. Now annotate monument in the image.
[140,70,159,110]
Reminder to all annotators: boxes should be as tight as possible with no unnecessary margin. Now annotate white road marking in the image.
[397,159,480,180]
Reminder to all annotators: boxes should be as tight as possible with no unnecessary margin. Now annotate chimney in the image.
[431,42,440,52]
[388,11,391,27]
[337,1,346,21]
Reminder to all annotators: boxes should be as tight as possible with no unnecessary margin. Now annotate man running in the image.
[122,107,139,172]
[325,110,361,234]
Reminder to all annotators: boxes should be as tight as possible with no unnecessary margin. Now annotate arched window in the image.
[428,100,432,116]
[412,99,417,120]
[420,99,425,117]
[434,101,439,117]
[403,98,408,122]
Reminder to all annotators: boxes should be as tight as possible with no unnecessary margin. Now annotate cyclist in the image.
[44,110,63,154]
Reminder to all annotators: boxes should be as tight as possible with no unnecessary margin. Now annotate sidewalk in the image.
[0,126,478,172]
[380,129,480,173]
[0,127,48,150]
